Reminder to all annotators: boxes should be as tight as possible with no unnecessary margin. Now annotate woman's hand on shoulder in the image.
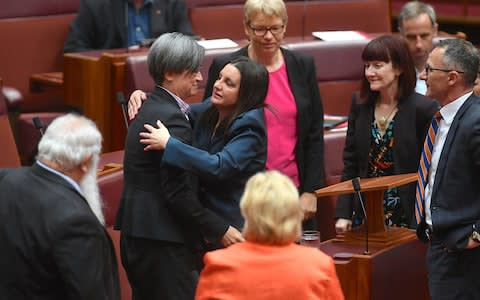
[139,120,171,151]
[128,90,147,120]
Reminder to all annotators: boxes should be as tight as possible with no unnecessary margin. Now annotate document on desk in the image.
[312,31,368,41]
[197,38,239,49]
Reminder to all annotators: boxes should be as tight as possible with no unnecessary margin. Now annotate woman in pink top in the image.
[195,171,344,300]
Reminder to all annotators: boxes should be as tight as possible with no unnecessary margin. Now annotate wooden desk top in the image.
[315,173,418,197]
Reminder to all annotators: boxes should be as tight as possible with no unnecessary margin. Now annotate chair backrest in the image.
[316,130,347,241]
[0,80,21,168]
[98,169,124,227]
[0,0,79,112]
[303,0,391,35]
[286,39,368,116]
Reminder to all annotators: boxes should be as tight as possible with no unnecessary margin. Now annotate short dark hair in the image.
[360,35,416,103]
[436,38,480,86]
[147,32,204,85]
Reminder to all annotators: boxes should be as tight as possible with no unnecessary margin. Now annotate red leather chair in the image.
[0,79,21,168]
[98,168,124,227]
[286,39,368,116]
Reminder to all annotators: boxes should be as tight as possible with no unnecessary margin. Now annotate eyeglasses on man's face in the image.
[248,24,285,37]
[425,64,465,75]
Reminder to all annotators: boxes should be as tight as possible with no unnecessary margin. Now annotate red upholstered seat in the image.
[15,112,63,165]
[0,80,21,168]
[317,130,347,241]
[98,169,124,228]
[286,39,368,116]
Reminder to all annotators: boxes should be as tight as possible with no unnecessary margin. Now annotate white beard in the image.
[80,156,105,225]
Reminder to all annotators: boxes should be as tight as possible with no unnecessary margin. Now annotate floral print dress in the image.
[366,118,408,227]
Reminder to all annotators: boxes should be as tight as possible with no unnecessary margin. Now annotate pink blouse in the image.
[264,62,299,187]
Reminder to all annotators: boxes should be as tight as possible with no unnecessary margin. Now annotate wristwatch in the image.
[471,223,480,243]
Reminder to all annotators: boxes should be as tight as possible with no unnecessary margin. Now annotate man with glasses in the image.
[398,1,438,95]
[417,38,480,299]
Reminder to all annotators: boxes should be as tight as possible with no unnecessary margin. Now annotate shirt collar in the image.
[36,160,84,196]
[157,85,191,116]
[439,91,473,125]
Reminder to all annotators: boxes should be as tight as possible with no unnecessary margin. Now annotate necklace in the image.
[376,104,397,132]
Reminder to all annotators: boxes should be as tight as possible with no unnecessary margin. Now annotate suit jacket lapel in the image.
[431,95,476,199]
[356,98,373,174]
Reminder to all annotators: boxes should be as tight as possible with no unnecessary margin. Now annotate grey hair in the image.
[147,32,204,85]
[436,39,480,85]
[37,113,102,171]
[398,1,436,30]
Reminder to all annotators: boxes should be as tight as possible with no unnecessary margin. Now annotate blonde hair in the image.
[244,0,288,25]
[240,171,302,245]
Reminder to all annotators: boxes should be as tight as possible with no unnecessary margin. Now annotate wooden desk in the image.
[63,49,147,151]
[316,174,429,299]
[320,238,429,300]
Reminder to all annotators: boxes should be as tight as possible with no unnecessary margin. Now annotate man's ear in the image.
[164,71,175,82]
[80,155,93,173]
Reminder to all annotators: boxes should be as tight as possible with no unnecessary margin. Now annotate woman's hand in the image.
[221,226,245,247]
[139,120,171,151]
[299,192,317,220]
[335,218,352,235]
[128,90,147,120]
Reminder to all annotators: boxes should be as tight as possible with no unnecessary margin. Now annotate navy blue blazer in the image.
[162,99,267,229]
[417,94,480,250]
[203,46,324,194]
[64,0,194,52]
[335,91,439,228]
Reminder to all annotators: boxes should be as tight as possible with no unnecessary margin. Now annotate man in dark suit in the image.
[114,33,242,300]
[0,114,119,300]
[417,38,480,299]
[64,0,195,53]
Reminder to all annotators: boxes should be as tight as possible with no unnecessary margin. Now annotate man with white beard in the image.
[0,113,120,300]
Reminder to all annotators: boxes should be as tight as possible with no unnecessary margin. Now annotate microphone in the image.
[116,92,129,129]
[32,117,45,136]
[352,177,370,255]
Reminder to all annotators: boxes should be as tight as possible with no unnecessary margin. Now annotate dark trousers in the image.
[427,240,480,300]
[120,234,199,300]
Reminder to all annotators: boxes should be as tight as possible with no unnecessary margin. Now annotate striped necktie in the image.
[415,111,442,225]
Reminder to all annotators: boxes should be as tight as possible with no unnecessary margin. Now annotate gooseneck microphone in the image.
[116,92,129,129]
[352,177,370,255]
[32,117,45,136]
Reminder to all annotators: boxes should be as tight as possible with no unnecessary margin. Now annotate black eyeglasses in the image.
[425,64,465,75]
[248,24,285,37]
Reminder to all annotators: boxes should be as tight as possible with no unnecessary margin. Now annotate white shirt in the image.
[425,92,472,226]
[415,69,427,95]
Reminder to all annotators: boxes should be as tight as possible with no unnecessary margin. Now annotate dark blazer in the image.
[335,91,439,227]
[114,87,228,246]
[0,164,119,300]
[64,0,194,53]
[162,99,267,229]
[417,94,480,250]
[203,46,325,193]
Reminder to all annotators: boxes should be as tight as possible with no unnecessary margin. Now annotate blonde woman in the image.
[195,171,344,300]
